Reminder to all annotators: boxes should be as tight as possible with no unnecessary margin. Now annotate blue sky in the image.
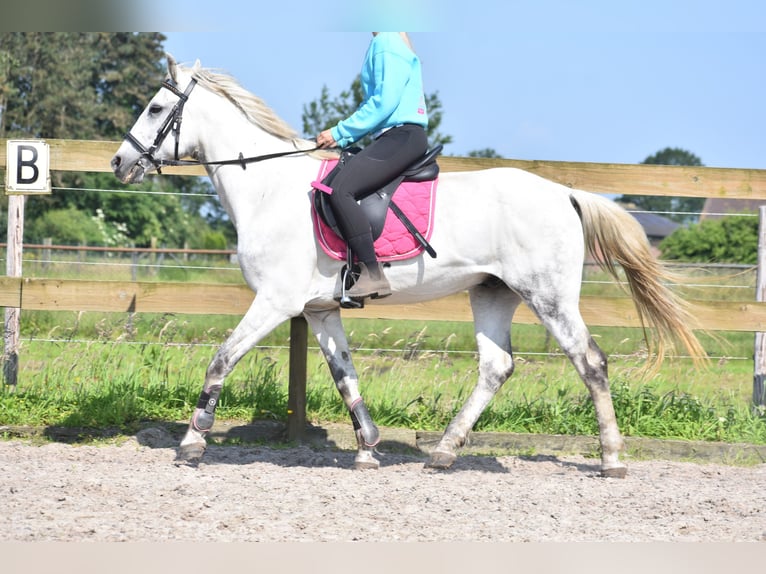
[158,1,765,170]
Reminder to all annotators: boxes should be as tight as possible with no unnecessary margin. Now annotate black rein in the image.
[161,146,323,171]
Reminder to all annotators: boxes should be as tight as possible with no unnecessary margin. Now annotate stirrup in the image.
[338,264,364,309]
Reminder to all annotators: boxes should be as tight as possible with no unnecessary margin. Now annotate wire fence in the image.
[1,243,241,282]
[3,244,755,290]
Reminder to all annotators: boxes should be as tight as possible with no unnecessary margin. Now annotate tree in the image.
[467,148,503,158]
[301,76,452,149]
[660,215,758,264]
[0,32,166,141]
[26,207,104,246]
[615,147,706,224]
[21,170,220,248]
[93,32,168,140]
[0,33,228,248]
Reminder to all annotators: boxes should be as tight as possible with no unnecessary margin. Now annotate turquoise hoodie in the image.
[330,33,428,148]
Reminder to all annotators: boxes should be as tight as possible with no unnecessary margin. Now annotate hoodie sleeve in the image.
[331,48,412,147]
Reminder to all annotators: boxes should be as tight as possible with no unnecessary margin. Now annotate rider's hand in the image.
[316,129,336,149]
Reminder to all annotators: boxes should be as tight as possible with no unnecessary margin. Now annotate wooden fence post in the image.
[3,194,25,386]
[149,236,158,277]
[753,207,766,408]
[131,245,138,281]
[42,237,51,273]
[287,315,308,440]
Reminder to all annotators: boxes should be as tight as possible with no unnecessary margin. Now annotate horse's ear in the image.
[166,53,178,82]
[193,59,201,71]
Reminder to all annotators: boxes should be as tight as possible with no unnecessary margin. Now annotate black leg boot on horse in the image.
[346,231,391,299]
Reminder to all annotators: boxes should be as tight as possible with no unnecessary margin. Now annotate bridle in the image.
[124,77,197,173]
[123,75,322,173]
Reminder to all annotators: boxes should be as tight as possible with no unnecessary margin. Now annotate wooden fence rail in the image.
[1,277,766,331]
[3,138,766,200]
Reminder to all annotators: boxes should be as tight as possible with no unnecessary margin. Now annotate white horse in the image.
[111,57,705,477]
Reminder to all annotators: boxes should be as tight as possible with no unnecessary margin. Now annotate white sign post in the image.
[5,140,51,195]
[4,140,52,385]
[754,206,766,409]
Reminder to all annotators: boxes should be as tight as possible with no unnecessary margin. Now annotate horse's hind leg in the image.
[304,307,381,470]
[426,282,519,469]
[532,297,627,478]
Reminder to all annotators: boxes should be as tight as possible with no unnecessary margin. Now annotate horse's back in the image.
[439,166,575,203]
[432,167,585,253]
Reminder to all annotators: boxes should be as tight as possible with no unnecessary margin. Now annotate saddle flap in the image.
[313,181,394,240]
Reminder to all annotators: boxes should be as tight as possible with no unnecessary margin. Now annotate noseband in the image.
[124,77,198,174]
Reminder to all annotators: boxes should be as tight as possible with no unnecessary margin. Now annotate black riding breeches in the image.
[328,124,428,241]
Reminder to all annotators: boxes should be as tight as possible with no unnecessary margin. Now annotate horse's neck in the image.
[189,93,321,230]
[198,117,289,175]
[204,135,320,231]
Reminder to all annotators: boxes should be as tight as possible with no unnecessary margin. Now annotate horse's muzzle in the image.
[111,153,147,184]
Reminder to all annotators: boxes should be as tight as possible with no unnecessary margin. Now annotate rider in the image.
[316,32,429,299]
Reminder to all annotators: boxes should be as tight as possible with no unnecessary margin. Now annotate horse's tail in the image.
[569,189,708,372]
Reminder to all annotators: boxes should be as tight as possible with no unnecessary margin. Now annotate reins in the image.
[124,75,326,174]
[156,145,324,171]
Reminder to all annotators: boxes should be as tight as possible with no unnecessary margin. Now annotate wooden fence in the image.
[3,138,766,199]
[1,277,766,330]
[3,138,766,437]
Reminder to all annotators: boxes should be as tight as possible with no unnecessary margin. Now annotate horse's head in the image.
[111,55,201,183]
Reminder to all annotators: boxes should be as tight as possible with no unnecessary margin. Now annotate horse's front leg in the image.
[304,307,381,469]
[177,297,294,462]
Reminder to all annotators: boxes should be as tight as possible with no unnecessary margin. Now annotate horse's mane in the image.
[184,63,338,160]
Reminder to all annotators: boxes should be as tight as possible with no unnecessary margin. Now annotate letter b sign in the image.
[5,140,51,194]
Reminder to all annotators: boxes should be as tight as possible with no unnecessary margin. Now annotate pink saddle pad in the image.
[311,159,438,262]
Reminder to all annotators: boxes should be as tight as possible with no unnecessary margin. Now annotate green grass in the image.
[1,309,764,445]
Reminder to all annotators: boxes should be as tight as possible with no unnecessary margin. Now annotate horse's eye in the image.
[149,104,163,115]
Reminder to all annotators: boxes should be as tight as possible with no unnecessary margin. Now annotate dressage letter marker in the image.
[5,140,51,194]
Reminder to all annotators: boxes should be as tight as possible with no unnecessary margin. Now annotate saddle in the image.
[312,144,442,259]
[311,144,441,308]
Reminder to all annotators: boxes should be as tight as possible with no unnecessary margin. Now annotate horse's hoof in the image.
[176,443,206,463]
[354,456,380,470]
[425,450,457,470]
[600,465,628,479]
